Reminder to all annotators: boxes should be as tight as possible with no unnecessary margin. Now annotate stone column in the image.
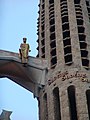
[76,86,89,120]
[47,89,55,120]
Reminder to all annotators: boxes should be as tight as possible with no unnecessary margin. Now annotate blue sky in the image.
[0,0,39,119]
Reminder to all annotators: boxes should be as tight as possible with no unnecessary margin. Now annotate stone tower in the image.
[36,0,90,120]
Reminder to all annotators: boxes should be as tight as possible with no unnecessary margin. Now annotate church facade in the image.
[36,0,90,119]
[0,0,90,120]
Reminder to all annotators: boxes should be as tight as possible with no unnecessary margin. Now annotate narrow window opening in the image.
[51,49,56,56]
[49,4,54,9]
[75,8,82,12]
[67,86,78,120]
[41,31,45,38]
[51,57,57,66]
[61,12,68,17]
[42,4,44,9]
[81,50,88,57]
[86,90,90,119]
[50,32,56,40]
[80,42,87,49]
[41,39,45,45]
[65,54,72,64]
[78,26,85,33]
[49,7,54,12]
[41,47,45,53]
[41,25,45,31]
[74,1,89,69]
[74,0,80,4]
[64,46,71,54]
[62,16,68,23]
[49,14,54,19]
[50,18,55,25]
[87,7,90,13]
[41,20,45,25]
[63,39,71,46]
[50,41,56,48]
[49,0,54,4]
[77,19,83,25]
[43,93,48,120]
[86,0,90,23]
[53,87,61,120]
[76,11,82,16]
[62,23,69,31]
[41,16,45,21]
[76,15,83,19]
[41,10,45,14]
[42,54,45,58]
[61,8,68,13]
[63,31,70,39]
[61,5,67,10]
[61,2,67,6]
[60,0,72,65]
[79,34,86,41]
[49,11,54,16]
[50,25,55,32]
[86,1,89,6]
[60,2,67,7]
[82,59,89,66]
[49,0,57,69]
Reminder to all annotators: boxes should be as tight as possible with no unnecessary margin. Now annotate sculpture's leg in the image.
[26,57,28,63]
[21,57,28,67]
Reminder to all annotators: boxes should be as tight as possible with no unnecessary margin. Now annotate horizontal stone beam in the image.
[0,50,48,97]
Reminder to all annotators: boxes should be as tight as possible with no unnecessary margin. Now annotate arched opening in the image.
[86,90,90,119]
[43,93,48,120]
[67,85,78,120]
[53,87,61,120]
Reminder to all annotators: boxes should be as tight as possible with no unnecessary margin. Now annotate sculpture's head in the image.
[23,37,27,43]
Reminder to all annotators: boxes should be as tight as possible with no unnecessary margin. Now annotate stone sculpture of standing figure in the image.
[19,38,30,66]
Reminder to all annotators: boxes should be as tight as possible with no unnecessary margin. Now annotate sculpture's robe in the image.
[20,43,30,63]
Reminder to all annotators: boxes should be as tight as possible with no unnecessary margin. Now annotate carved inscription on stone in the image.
[48,71,89,85]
